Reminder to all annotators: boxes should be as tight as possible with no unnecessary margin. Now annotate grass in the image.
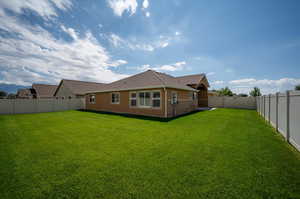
[0,109,300,199]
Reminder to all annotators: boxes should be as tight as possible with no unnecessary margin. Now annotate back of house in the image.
[85,70,209,118]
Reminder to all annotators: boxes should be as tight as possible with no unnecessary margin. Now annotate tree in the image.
[0,91,7,99]
[295,84,300,91]
[238,93,248,97]
[217,87,234,96]
[7,93,16,99]
[249,87,261,97]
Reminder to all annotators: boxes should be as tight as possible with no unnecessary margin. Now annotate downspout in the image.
[164,87,168,118]
[152,70,168,118]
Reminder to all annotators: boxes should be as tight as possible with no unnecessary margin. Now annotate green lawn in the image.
[0,109,300,199]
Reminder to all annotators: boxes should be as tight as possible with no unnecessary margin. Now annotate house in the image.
[16,88,35,99]
[54,79,106,99]
[85,70,209,118]
[16,84,57,99]
[32,84,57,98]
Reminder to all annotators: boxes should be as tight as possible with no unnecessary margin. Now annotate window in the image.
[152,91,161,108]
[130,92,137,107]
[111,93,120,104]
[89,95,95,104]
[138,91,151,107]
[171,92,178,104]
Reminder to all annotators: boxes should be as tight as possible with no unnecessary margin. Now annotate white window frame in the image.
[171,91,178,104]
[129,92,137,107]
[111,92,120,104]
[129,90,162,109]
[137,91,152,108]
[89,94,96,104]
[151,90,161,109]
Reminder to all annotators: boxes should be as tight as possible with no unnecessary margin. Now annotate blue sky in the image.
[0,0,300,94]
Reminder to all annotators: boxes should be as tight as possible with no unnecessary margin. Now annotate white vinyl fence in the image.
[0,98,85,114]
[257,91,300,152]
[208,96,256,109]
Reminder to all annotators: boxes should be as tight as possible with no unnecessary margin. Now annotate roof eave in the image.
[85,85,197,94]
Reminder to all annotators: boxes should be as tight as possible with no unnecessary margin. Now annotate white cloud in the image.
[142,0,149,9]
[145,11,150,17]
[0,0,72,19]
[137,61,187,72]
[107,33,171,51]
[61,25,78,39]
[175,31,181,36]
[211,80,224,85]
[206,72,215,76]
[229,78,300,94]
[107,0,138,17]
[0,12,128,86]
[159,41,168,48]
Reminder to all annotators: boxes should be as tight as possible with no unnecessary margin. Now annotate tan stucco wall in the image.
[86,88,166,118]
[166,89,198,118]
[86,88,198,118]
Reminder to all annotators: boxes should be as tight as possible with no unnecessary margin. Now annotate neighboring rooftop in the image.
[32,84,57,98]
[55,79,107,96]
[16,88,34,98]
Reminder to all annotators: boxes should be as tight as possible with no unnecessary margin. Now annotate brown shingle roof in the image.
[175,74,205,85]
[32,84,57,98]
[88,70,197,93]
[57,79,106,95]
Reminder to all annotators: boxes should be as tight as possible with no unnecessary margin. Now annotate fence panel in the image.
[256,97,260,112]
[0,98,85,115]
[270,95,276,127]
[277,93,287,138]
[14,99,37,114]
[262,96,264,116]
[0,99,14,114]
[260,96,263,114]
[256,91,300,152]
[37,99,54,113]
[265,96,270,122]
[208,96,224,108]
[208,96,256,109]
[289,91,300,151]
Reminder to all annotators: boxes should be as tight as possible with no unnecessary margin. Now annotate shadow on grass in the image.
[78,109,206,122]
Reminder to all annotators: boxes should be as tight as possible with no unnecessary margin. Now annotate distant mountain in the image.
[0,84,29,94]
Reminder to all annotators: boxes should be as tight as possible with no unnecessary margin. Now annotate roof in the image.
[32,84,57,98]
[88,70,197,93]
[175,74,205,85]
[175,74,210,88]
[55,79,106,96]
[16,88,33,98]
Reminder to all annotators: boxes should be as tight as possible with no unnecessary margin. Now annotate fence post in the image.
[256,96,260,114]
[286,91,290,142]
[276,92,279,132]
[263,95,266,119]
[268,94,271,123]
